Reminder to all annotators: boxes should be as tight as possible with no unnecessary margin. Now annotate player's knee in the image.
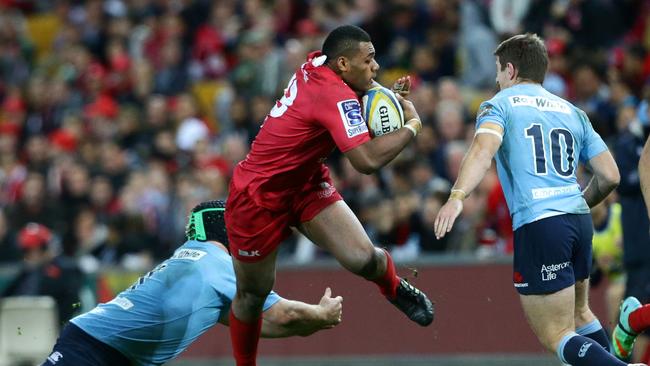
[236,277,274,309]
[237,288,271,309]
[538,327,574,352]
[354,247,382,279]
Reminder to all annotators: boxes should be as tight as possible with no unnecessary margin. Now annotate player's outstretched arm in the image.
[583,150,620,208]
[260,287,343,338]
[640,136,650,217]
[345,94,421,174]
[434,124,503,239]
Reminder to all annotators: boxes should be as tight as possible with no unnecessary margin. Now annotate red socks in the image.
[229,310,262,366]
[372,249,400,300]
[629,304,650,334]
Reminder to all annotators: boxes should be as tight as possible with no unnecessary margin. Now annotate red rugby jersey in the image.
[231,51,371,211]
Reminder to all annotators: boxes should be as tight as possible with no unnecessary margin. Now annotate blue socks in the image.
[577,319,610,352]
[557,332,627,366]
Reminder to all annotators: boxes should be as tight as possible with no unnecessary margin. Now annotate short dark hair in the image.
[494,33,548,83]
[322,25,371,61]
[185,200,228,246]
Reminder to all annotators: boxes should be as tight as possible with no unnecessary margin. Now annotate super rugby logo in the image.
[337,99,368,138]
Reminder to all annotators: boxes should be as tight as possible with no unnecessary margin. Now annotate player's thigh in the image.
[226,183,293,262]
[298,200,375,271]
[520,285,576,351]
[232,247,279,296]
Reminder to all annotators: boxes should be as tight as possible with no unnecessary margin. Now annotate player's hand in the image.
[395,93,420,124]
[434,198,463,239]
[392,76,411,97]
[318,287,343,328]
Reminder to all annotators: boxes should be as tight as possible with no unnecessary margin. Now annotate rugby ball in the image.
[362,86,404,137]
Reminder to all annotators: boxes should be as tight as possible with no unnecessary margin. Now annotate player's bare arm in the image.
[434,122,503,239]
[345,94,422,174]
[220,287,343,338]
[582,150,620,208]
[640,136,650,217]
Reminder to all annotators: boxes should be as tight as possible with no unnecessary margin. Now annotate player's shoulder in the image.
[477,89,511,120]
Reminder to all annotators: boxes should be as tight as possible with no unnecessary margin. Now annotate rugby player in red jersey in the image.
[225,25,434,365]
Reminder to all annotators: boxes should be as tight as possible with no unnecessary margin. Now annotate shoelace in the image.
[400,280,421,298]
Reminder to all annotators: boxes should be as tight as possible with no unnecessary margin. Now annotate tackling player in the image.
[41,200,343,366]
[434,33,645,366]
[226,25,433,365]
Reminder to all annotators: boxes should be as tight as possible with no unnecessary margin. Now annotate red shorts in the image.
[225,177,342,263]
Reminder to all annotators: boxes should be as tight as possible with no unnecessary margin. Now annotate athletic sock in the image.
[577,319,610,351]
[371,249,400,300]
[629,304,650,334]
[229,310,262,366]
[558,333,627,366]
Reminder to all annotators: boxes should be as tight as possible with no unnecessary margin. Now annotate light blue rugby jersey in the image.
[72,241,282,366]
[476,83,608,230]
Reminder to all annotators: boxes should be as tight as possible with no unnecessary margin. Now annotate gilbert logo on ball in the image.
[362,86,404,137]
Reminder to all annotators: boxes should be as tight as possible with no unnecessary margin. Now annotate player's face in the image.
[342,42,379,93]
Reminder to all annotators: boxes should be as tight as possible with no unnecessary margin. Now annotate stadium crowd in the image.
[0,0,648,313]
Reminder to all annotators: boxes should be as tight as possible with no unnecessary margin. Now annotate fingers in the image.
[393,76,411,96]
[434,204,457,239]
[434,214,445,240]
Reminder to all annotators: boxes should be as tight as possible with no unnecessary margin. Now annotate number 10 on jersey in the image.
[525,124,575,177]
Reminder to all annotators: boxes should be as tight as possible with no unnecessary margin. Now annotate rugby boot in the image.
[612,296,642,361]
[389,278,434,326]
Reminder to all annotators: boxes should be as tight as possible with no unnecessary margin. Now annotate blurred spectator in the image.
[88,174,120,223]
[153,38,187,96]
[8,172,62,232]
[1,223,83,322]
[479,178,513,255]
[417,179,453,253]
[571,63,616,137]
[0,208,20,263]
[614,100,650,310]
[543,38,569,98]
[490,0,531,38]
[590,197,625,327]
[459,0,497,90]
[174,93,210,153]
